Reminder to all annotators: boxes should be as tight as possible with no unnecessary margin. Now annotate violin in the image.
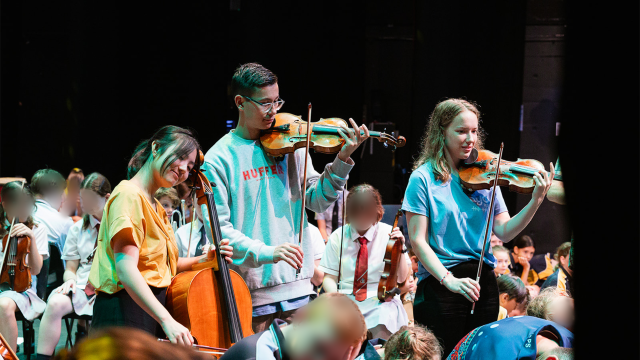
[459,149,561,194]
[377,210,404,302]
[260,112,406,157]
[166,151,253,349]
[0,332,18,360]
[0,181,32,294]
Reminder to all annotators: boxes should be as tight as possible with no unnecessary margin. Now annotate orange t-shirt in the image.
[88,180,179,294]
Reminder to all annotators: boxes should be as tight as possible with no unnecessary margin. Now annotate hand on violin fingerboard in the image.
[531,162,555,204]
[337,118,370,163]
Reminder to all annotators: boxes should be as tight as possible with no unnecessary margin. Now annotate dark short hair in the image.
[230,63,278,98]
[554,241,571,261]
[514,234,535,249]
[30,169,66,196]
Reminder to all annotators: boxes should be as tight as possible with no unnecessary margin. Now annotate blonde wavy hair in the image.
[413,98,485,182]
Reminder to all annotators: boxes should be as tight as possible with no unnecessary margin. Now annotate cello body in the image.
[165,267,253,348]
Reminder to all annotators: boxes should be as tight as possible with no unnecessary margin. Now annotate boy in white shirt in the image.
[175,201,211,258]
[320,184,410,340]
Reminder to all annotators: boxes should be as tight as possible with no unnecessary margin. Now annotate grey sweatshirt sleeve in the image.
[203,159,275,268]
[298,150,353,214]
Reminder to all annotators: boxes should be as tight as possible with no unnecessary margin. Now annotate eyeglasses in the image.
[242,95,285,113]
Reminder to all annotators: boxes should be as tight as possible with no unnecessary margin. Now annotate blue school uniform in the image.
[447,316,574,360]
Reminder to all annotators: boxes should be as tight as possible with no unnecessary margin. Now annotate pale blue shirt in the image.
[401,162,508,282]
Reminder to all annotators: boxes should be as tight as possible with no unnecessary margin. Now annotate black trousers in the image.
[413,261,499,357]
[91,286,167,338]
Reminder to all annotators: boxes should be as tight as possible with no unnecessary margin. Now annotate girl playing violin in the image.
[88,126,233,346]
[0,181,48,352]
[402,98,554,355]
[320,184,410,340]
[36,172,111,360]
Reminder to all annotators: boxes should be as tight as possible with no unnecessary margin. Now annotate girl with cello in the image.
[401,98,554,355]
[320,184,410,340]
[36,173,111,360]
[0,181,48,352]
[88,126,233,346]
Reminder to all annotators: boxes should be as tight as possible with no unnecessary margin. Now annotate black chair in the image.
[45,244,65,301]
[62,313,92,348]
[16,311,36,359]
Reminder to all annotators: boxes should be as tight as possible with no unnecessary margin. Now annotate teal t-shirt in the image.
[401,162,508,282]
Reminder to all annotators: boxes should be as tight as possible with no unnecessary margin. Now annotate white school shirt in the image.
[175,219,211,258]
[60,216,100,289]
[33,199,74,253]
[308,224,326,260]
[320,222,407,300]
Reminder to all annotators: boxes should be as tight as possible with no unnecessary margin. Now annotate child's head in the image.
[174,183,194,223]
[398,267,417,298]
[526,287,574,331]
[0,181,36,237]
[80,173,111,227]
[513,235,535,262]
[30,169,67,210]
[496,275,528,314]
[554,242,572,271]
[154,187,180,216]
[490,232,503,247]
[384,325,443,360]
[346,184,384,233]
[492,245,510,276]
[408,249,419,274]
[286,293,367,360]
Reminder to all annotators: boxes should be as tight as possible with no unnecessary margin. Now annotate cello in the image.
[165,151,253,349]
[377,210,404,302]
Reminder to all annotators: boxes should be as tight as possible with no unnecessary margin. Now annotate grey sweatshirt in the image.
[202,131,352,307]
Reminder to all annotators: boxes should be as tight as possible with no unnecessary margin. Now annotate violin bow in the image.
[336,180,347,291]
[471,142,504,315]
[296,103,313,278]
[0,180,26,272]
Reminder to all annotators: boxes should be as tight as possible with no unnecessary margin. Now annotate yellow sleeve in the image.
[108,215,145,249]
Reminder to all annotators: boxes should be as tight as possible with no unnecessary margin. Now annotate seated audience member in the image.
[154,187,180,219]
[31,169,75,259]
[320,184,410,340]
[509,235,555,289]
[175,202,211,258]
[508,289,531,317]
[357,325,443,360]
[0,181,48,352]
[220,293,367,360]
[541,242,572,293]
[408,249,419,275]
[492,245,510,277]
[36,173,112,360]
[309,223,326,289]
[526,287,574,332]
[52,327,210,360]
[174,182,194,223]
[489,232,503,247]
[61,168,85,222]
[496,274,528,320]
[447,316,574,360]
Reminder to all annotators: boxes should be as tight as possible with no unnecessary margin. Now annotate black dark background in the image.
[1,1,639,357]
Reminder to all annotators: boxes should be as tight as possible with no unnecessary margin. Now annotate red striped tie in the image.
[353,237,368,302]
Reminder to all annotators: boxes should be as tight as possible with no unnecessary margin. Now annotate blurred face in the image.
[399,273,417,295]
[490,233,503,247]
[348,193,379,233]
[444,110,478,163]
[152,143,197,188]
[79,189,108,219]
[286,320,357,360]
[548,296,574,331]
[238,83,280,130]
[2,193,35,223]
[514,246,535,262]
[158,196,175,216]
[494,251,510,275]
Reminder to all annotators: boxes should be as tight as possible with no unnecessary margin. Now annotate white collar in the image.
[349,223,378,243]
[36,199,53,209]
[89,215,101,229]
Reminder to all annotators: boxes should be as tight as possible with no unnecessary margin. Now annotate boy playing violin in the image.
[202,63,370,333]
